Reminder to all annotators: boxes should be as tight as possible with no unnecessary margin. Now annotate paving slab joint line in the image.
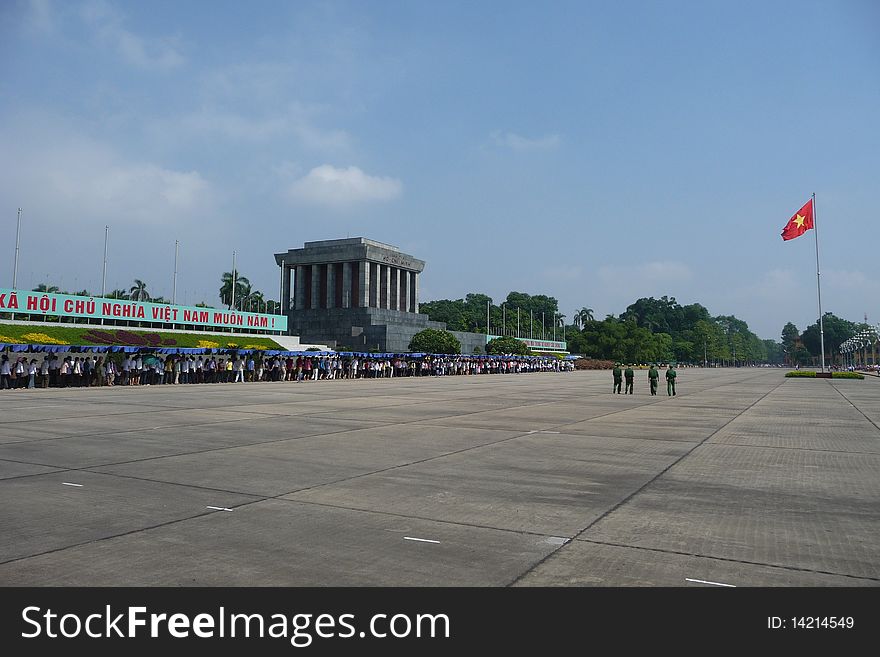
[505,375,789,587]
[573,538,880,584]
[827,382,880,434]
[270,496,570,540]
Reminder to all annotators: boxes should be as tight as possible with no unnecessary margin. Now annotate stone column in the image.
[342,261,352,308]
[326,263,336,309]
[294,265,304,310]
[383,265,391,309]
[399,270,408,312]
[388,267,403,310]
[359,261,370,308]
[311,264,320,310]
[412,272,419,313]
[281,264,291,311]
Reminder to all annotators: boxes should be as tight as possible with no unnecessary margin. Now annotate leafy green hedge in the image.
[832,371,864,379]
[785,370,864,379]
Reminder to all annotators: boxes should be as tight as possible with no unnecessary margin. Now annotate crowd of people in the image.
[0,352,574,390]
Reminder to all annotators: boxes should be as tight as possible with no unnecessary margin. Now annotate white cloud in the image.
[824,269,871,290]
[175,106,351,153]
[285,165,402,207]
[491,131,561,151]
[81,0,184,70]
[542,265,584,282]
[0,118,214,228]
[26,0,56,33]
[598,261,692,286]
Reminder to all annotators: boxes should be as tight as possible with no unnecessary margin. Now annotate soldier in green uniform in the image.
[624,364,634,394]
[648,364,659,395]
[612,363,622,394]
[666,363,677,396]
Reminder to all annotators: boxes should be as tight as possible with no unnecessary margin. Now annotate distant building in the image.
[275,238,485,353]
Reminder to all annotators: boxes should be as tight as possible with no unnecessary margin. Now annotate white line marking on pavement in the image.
[541,431,561,434]
[61,482,83,487]
[206,506,233,512]
[545,536,569,546]
[403,536,440,544]
[685,578,735,587]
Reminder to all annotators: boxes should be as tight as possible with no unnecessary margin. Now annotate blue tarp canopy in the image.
[2,344,560,360]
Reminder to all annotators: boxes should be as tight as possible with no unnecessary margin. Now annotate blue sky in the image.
[2,0,878,339]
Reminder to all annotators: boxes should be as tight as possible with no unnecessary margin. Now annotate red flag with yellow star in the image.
[781,199,814,241]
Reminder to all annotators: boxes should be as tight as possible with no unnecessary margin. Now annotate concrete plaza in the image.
[0,369,878,587]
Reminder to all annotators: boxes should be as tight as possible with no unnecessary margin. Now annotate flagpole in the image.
[813,192,826,372]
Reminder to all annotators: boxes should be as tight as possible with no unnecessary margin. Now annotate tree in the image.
[801,313,856,365]
[220,271,251,309]
[486,335,530,355]
[33,283,60,293]
[129,280,150,301]
[408,329,461,354]
[573,307,594,328]
[242,289,264,312]
[781,322,799,352]
[107,289,130,300]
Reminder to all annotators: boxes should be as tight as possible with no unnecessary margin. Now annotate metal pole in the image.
[230,250,236,310]
[503,304,505,336]
[100,225,109,324]
[517,308,520,338]
[172,240,179,305]
[530,310,533,339]
[101,226,109,298]
[12,208,21,290]
[812,193,826,372]
[11,208,21,320]
[542,312,545,340]
[486,299,490,335]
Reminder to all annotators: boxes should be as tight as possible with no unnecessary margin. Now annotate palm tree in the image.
[107,289,130,300]
[130,279,150,301]
[574,307,594,328]
[33,283,60,293]
[220,271,251,309]
[242,289,264,312]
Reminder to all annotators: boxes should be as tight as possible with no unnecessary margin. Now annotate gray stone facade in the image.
[274,238,486,353]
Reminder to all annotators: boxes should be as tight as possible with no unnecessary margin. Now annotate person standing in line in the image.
[47,355,57,387]
[26,359,37,389]
[14,358,25,389]
[83,356,91,386]
[624,364,635,394]
[648,364,659,396]
[40,356,50,388]
[58,357,69,387]
[94,357,104,386]
[666,363,677,396]
[0,354,12,390]
[612,363,623,394]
